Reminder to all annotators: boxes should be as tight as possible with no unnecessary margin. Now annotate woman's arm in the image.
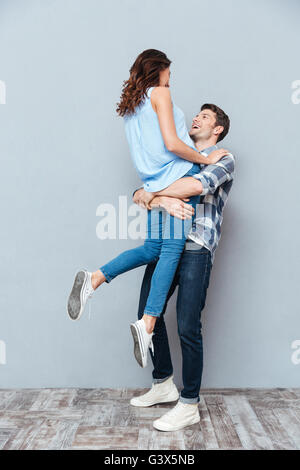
[151,87,227,165]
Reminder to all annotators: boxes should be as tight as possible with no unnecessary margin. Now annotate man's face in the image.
[189,109,220,141]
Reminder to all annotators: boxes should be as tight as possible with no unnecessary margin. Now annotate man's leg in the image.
[176,246,212,402]
[152,246,212,431]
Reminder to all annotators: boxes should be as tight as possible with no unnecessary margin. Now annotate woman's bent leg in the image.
[99,209,163,282]
[143,195,199,317]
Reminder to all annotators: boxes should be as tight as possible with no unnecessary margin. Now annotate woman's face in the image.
[159,67,170,87]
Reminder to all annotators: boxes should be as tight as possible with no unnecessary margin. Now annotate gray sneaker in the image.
[67,270,94,320]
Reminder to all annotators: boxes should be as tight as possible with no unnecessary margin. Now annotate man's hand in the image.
[133,188,154,209]
[133,189,195,219]
[153,196,195,220]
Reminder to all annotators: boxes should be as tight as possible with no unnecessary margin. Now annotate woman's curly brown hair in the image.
[116,49,171,117]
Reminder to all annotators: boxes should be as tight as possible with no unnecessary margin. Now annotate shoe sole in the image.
[130,323,145,368]
[130,393,179,407]
[153,415,200,432]
[67,270,87,320]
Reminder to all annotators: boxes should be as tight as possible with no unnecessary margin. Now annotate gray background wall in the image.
[0,0,300,388]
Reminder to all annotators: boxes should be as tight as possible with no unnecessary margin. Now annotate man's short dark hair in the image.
[201,103,230,143]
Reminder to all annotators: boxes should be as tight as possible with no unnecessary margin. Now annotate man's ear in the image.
[214,125,224,137]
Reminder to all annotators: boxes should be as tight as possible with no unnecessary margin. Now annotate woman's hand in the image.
[206,148,230,165]
[133,188,154,209]
[159,196,195,220]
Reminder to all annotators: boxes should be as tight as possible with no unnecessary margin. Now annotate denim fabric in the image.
[100,164,201,317]
[137,246,212,403]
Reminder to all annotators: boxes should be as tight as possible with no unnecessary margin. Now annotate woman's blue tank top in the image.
[123,87,195,192]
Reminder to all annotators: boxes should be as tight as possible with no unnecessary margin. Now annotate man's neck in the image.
[194,138,218,152]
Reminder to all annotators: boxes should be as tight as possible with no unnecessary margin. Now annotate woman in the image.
[67,49,227,367]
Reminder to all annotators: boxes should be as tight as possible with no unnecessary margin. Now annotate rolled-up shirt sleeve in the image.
[192,154,235,195]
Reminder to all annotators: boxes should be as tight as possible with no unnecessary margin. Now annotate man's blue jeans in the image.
[137,246,212,403]
[100,164,201,317]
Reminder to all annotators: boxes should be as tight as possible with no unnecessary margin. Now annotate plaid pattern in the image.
[132,144,235,264]
[187,145,235,264]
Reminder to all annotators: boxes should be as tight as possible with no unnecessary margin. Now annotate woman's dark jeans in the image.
[137,245,212,403]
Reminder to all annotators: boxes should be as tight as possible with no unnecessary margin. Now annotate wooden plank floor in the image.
[0,388,300,450]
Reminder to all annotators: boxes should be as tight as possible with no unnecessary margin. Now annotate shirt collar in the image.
[199,144,218,157]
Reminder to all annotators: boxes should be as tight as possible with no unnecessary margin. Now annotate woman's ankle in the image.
[91,270,106,290]
[142,314,157,334]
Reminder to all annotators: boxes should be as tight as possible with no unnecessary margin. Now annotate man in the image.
[130,103,235,432]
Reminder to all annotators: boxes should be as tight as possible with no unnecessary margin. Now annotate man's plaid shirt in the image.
[187,144,235,264]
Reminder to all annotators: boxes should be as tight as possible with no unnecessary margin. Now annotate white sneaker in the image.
[153,401,200,432]
[67,270,94,320]
[130,319,154,368]
[130,376,179,407]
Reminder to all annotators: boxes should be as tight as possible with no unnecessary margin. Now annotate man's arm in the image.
[155,154,235,198]
[191,154,235,195]
[149,195,195,220]
[132,189,195,219]
[132,154,235,210]
[152,177,203,198]
[132,178,201,210]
